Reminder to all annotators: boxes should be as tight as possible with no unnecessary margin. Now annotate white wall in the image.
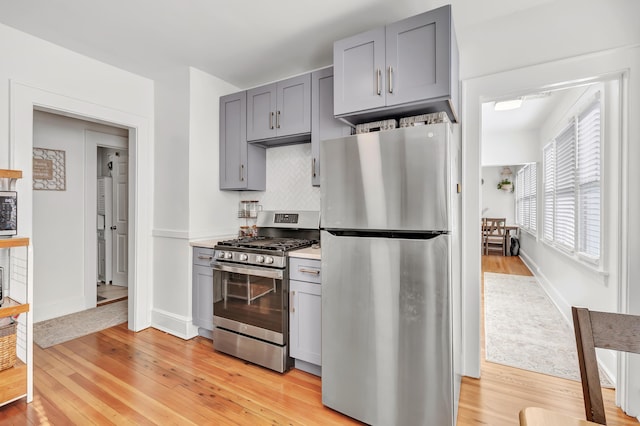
[151,67,241,338]
[482,130,538,166]
[0,23,154,333]
[32,112,127,321]
[481,166,515,224]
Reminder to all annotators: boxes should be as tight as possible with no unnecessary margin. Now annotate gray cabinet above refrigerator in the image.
[333,5,459,125]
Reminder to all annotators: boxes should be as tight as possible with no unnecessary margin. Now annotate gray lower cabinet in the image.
[219,91,266,190]
[311,67,352,186]
[192,247,215,332]
[333,5,459,123]
[289,257,322,375]
[247,73,311,144]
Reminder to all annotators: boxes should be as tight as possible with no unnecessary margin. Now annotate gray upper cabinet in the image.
[333,5,459,124]
[219,91,266,190]
[247,73,312,145]
[333,28,386,116]
[311,67,352,186]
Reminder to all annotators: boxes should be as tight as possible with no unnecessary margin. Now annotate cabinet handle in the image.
[197,255,213,260]
[276,110,281,129]
[312,158,317,178]
[389,66,394,94]
[290,290,295,313]
[240,164,245,181]
[270,111,274,129]
[376,68,381,96]
[299,268,320,275]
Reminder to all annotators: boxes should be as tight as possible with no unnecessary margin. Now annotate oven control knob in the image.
[265,256,274,264]
[256,255,265,263]
[239,253,248,261]
[224,252,232,259]
[217,252,225,259]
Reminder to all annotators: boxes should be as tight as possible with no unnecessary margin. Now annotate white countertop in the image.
[189,236,235,249]
[288,246,321,260]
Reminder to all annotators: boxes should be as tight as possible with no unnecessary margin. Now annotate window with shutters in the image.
[541,94,602,263]
[515,163,537,234]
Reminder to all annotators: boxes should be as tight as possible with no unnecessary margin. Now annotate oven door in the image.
[212,261,286,345]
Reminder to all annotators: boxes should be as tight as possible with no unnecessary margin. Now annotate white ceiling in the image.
[0,0,555,89]
[0,0,569,134]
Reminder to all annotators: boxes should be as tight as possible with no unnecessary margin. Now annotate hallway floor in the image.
[97,283,127,306]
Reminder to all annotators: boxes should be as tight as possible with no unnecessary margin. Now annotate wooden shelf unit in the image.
[0,169,31,407]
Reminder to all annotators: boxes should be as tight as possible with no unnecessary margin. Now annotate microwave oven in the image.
[0,191,17,237]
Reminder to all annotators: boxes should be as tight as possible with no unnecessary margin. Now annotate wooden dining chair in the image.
[572,306,640,424]
[483,218,507,255]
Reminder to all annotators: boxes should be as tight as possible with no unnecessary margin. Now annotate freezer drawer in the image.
[321,230,453,425]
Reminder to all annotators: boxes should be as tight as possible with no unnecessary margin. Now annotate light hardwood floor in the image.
[0,255,636,424]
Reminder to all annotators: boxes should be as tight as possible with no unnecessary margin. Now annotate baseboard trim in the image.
[151,308,198,339]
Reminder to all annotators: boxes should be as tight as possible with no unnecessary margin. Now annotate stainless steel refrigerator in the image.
[320,123,461,426]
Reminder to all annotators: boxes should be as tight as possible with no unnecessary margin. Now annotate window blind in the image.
[577,100,601,258]
[554,124,576,251]
[543,142,555,241]
[515,163,537,234]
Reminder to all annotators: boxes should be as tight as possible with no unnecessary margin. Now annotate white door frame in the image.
[461,46,639,416]
[10,80,153,333]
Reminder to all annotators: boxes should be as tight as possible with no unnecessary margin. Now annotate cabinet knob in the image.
[312,158,317,178]
[376,68,382,96]
[269,111,274,130]
[388,66,394,94]
[276,110,281,129]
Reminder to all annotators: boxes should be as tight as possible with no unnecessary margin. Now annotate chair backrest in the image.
[572,306,640,424]
[484,218,506,236]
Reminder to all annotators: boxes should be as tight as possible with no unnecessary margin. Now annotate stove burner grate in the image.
[217,237,316,251]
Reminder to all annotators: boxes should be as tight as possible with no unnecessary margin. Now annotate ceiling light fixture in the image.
[494,98,523,111]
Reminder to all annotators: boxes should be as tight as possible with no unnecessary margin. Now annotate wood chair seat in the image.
[519,407,600,426]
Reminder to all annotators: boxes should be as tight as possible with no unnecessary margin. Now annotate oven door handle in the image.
[212,262,284,280]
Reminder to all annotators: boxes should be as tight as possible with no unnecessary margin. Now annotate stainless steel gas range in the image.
[211,210,320,372]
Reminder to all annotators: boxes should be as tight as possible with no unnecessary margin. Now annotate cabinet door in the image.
[193,263,214,330]
[220,91,266,190]
[247,83,277,141]
[333,27,386,116]
[385,6,451,106]
[311,67,352,186]
[276,74,311,137]
[219,92,247,189]
[289,280,322,366]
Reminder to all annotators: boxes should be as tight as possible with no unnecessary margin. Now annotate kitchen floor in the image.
[96,283,127,306]
[0,257,634,425]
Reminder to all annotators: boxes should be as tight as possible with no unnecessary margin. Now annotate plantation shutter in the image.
[516,168,524,227]
[577,100,601,258]
[554,124,576,250]
[543,142,555,241]
[529,163,537,232]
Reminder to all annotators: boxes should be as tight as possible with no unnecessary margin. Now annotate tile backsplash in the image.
[241,143,320,212]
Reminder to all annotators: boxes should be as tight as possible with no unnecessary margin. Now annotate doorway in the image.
[477,78,622,383]
[96,141,129,306]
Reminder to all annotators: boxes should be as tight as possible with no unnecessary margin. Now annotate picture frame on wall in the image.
[33,147,66,191]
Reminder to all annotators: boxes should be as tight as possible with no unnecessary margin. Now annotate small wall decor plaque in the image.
[33,147,66,191]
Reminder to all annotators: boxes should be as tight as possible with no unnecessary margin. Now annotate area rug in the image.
[34,300,127,348]
[484,272,612,386]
